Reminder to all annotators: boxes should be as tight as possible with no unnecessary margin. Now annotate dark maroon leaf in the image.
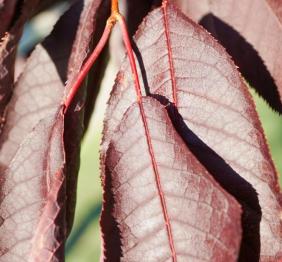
[173,0,282,113]
[30,165,66,261]
[102,96,242,261]
[0,0,18,37]
[81,0,110,131]
[0,0,71,135]
[63,0,109,233]
[0,113,65,261]
[102,3,282,260]
[0,0,41,134]
[0,0,107,259]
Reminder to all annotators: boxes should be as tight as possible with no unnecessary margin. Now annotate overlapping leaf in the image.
[102,3,282,260]
[0,0,107,260]
[102,97,242,261]
[0,113,65,261]
[173,0,282,113]
[0,0,75,135]
[0,0,42,135]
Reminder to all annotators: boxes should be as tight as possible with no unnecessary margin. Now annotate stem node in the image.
[64,0,143,112]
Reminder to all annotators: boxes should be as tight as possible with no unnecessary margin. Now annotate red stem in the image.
[111,0,119,14]
[117,15,143,102]
[117,14,177,262]
[64,23,113,113]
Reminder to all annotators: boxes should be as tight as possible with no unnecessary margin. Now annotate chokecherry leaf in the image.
[0,113,65,261]
[0,0,108,259]
[102,3,282,260]
[101,96,242,261]
[0,0,41,134]
[173,0,282,113]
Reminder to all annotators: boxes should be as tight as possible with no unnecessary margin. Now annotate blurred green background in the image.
[18,3,282,262]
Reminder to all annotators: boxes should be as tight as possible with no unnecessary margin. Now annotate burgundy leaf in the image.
[0,113,65,261]
[81,0,110,131]
[172,0,282,113]
[0,0,68,134]
[0,0,107,259]
[62,0,109,233]
[0,0,18,37]
[0,0,41,134]
[102,3,282,260]
[30,166,66,262]
[102,96,242,261]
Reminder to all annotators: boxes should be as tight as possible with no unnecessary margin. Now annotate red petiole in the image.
[63,22,114,112]
[63,0,143,112]
[64,1,177,259]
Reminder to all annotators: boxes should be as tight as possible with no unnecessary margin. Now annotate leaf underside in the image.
[0,114,65,261]
[173,0,282,113]
[102,96,242,261]
[0,0,107,260]
[0,0,280,261]
[102,3,282,261]
[0,0,42,134]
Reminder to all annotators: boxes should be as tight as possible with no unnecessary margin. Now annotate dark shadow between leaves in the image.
[42,0,83,83]
[161,96,261,262]
[42,0,111,237]
[43,0,111,130]
[41,0,84,237]
[132,39,262,261]
[200,14,282,114]
[126,0,163,37]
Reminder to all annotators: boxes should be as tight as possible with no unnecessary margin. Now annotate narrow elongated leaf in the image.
[0,113,65,261]
[173,0,282,113]
[0,0,41,134]
[0,0,69,134]
[62,0,109,232]
[102,96,241,261]
[0,0,107,259]
[102,3,282,260]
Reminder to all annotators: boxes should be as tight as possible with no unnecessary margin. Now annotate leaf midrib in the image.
[138,100,177,261]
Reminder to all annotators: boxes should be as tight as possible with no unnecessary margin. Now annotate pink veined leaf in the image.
[101,96,242,261]
[0,113,65,261]
[0,0,41,134]
[30,162,66,261]
[172,0,282,113]
[0,0,108,259]
[102,3,282,261]
[0,0,71,134]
